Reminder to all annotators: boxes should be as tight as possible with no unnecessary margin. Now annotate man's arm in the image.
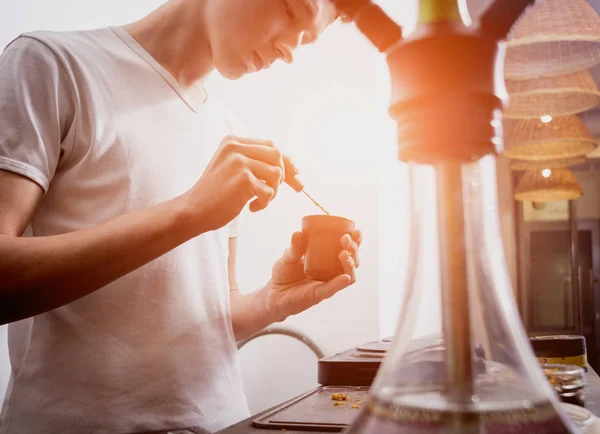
[0,169,196,325]
[0,38,205,324]
[0,135,286,325]
[228,237,279,341]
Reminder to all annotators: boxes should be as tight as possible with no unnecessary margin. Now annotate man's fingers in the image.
[282,231,307,264]
[232,136,275,147]
[247,158,284,193]
[351,229,362,247]
[314,274,352,302]
[341,234,360,268]
[225,138,284,169]
[272,258,306,285]
[339,250,356,283]
[248,176,275,212]
[241,144,283,168]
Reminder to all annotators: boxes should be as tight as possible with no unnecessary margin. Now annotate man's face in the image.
[205,0,337,79]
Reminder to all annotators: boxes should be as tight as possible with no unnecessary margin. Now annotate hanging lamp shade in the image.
[505,0,600,79]
[514,167,583,201]
[504,115,597,160]
[504,70,600,118]
[509,156,586,171]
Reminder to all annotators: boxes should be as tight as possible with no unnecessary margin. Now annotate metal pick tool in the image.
[282,155,331,215]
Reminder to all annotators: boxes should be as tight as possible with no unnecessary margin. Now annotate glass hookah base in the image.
[345,395,572,434]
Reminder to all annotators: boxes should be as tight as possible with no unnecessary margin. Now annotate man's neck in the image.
[123,0,213,91]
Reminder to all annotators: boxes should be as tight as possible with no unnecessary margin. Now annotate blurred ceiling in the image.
[580,0,600,158]
[465,0,600,158]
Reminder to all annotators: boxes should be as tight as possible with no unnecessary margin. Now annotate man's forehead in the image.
[302,0,338,38]
[305,0,338,22]
[291,0,338,45]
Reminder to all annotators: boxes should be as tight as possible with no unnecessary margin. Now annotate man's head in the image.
[203,0,340,79]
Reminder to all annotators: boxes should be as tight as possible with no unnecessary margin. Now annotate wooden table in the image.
[217,369,600,434]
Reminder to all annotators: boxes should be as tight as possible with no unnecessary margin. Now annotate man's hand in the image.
[266,229,362,322]
[182,135,285,234]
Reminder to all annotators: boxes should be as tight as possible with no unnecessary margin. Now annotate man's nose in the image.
[275,41,294,64]
[275,31,304,64]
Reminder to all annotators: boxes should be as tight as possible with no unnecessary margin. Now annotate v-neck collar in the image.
[110,26,209,113]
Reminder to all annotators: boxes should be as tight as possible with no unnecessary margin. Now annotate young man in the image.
[0,0,362,432]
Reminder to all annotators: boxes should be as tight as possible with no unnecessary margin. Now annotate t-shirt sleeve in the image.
[0,36,77,193]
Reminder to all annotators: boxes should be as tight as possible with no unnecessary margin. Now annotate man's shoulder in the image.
[4,28,118,65]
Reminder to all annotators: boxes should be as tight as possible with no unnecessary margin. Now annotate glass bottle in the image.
[345,157,578,433]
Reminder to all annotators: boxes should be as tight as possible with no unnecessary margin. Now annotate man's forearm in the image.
[0,195,199,325]
[230,284,281,341]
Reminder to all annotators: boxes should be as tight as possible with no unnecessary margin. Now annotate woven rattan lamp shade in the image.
[504,116,597,160]
[505,0,600,79]
[504,71,600,118]
[514,168,583,201]
[509,156,586,171]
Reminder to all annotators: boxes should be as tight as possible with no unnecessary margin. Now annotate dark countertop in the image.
[217,368,600,434]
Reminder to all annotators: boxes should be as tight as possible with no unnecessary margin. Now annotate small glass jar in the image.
[542,364,586,407]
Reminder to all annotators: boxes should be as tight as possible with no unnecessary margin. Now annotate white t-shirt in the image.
[0,27,250,434]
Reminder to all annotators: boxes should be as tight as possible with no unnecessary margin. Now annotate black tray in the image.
[252,386,369,431]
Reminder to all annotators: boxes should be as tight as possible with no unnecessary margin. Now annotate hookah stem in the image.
[421,0,476,415]
[436,161,475,405]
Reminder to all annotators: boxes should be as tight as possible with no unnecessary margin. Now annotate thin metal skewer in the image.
[302,189,331,215]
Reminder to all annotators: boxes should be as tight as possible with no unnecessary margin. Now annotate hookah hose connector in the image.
[331,0,403,52]
[479,0,538,40]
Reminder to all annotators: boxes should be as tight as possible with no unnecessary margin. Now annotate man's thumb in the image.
[282,231,307,263]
